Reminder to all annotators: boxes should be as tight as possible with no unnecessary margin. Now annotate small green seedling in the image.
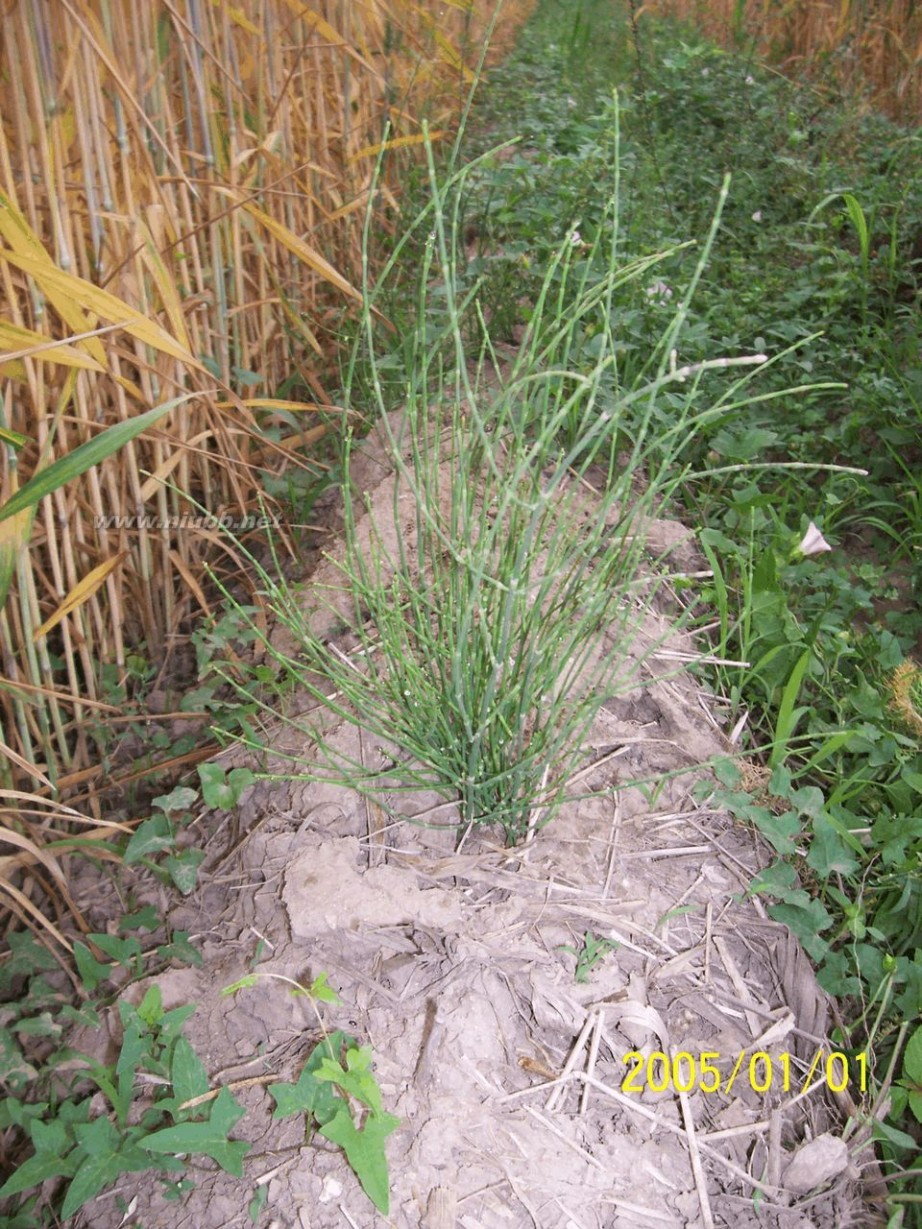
[123,769,255,898]
[123,786,206,896]
[559,931,620,983]
[222,972,398,1215]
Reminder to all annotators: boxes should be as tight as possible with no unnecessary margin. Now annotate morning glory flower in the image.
[796,522,832,557]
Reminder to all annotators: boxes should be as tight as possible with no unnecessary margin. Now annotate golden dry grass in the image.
[0,0,533,941]
[641,0,922,123]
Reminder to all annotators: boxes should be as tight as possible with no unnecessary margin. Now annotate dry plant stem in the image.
[522,762,551,851]
[675,1075,715,1229]
[522,1105,608,1174]
[579,1010,604,1117]
[422,1186,458,1229]
[545,1012,598,1113]
[510,994,849,1208]
[339,1205,361,1229]
[601,791,623,899]
[768,1108,783,1189]
[0,0,532,806]
[598,1196,677,1223]
[713,935,763,1037]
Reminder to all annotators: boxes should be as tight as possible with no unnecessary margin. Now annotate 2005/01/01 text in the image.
[621,1050,867,1096]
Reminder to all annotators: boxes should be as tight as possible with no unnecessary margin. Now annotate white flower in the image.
[701,67,710,76]
[569,229,582,246]
[566,95,577,109]
[645,280,673,305]
[751,210,763,222]
[797,522,832,557]
[745,75,755,85]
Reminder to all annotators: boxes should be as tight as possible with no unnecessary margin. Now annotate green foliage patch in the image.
[0,984,248,1223]
[0,956,395,1225]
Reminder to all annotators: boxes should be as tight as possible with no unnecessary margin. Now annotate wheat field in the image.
[0,0,531,938]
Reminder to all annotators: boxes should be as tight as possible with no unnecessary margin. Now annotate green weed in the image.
[559,931,620,983]
[222,972,397,1215]
[0,951,393,1225]
[0,983,249,1223]
[216,113,833,847]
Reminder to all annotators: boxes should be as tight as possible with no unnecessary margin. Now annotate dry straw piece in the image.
[642,0,922,124]
[889,657,922,736]
[0,0,532,932]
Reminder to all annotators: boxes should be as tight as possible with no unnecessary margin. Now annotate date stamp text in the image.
[621,1050,868,1097]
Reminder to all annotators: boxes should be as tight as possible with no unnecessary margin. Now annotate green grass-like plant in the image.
[559,930,620,982]
[219,118,820,846]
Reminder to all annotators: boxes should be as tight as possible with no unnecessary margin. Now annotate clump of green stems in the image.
[222,115,833,844]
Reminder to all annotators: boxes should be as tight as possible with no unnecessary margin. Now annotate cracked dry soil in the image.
[75,411,866,1229]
